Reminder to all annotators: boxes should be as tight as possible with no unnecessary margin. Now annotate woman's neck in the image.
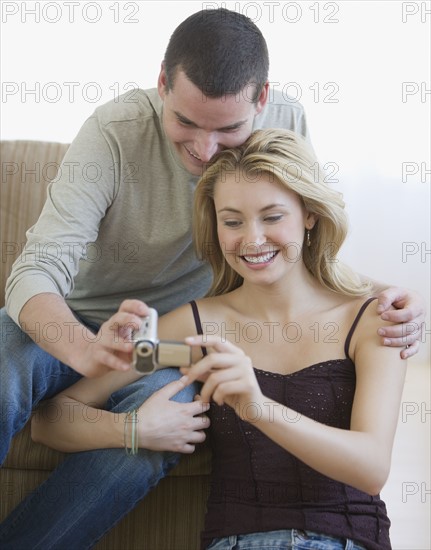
[230,264,330,322]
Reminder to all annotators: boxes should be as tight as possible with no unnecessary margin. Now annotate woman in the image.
[32,129,406,549]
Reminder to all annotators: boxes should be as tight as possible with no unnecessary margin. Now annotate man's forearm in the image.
[18,293,92,372]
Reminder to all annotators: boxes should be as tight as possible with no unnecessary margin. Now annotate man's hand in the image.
[136,376,210,453]
[376,287,426,359]
[18,294,153,378]
[80,299,150,376]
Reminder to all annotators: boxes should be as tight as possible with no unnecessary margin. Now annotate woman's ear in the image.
[305,212,317,230]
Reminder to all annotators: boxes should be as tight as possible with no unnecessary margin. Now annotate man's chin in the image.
[175,145,212,176]
[181,155,206,176]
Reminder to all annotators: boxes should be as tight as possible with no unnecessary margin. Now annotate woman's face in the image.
[214,170,315,286]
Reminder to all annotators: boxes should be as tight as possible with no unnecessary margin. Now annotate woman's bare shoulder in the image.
[158,296,230,340]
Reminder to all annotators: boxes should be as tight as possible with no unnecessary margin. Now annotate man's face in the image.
[158,68,268,176]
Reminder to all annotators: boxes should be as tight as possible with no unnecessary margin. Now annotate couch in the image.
[0,140,212,549]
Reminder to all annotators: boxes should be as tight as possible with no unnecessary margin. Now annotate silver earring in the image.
[306,229,311,247]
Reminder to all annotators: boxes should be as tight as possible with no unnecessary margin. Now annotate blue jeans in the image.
[0,308,198,548]
[0,308,83,464]
[207,530,367,549]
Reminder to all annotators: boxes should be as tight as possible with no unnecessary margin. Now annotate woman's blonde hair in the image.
[193,128,371,298]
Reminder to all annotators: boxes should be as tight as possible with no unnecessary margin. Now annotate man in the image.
[0,7,424,548]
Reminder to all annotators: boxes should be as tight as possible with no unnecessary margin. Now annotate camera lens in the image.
[136,341,154,357]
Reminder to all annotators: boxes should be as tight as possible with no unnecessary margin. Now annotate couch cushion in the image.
[1,140,70,307]
[3,421,65,470]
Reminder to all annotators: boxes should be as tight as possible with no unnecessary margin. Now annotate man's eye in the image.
[222,127,240,133]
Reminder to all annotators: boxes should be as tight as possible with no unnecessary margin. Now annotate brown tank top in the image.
[190,298,391,550]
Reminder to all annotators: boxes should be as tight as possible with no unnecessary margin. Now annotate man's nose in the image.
[194,131,218,162]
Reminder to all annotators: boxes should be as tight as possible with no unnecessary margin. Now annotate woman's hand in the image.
[182,335,263,415]
[135,376,210,454]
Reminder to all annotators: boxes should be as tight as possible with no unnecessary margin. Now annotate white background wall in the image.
[1,2,430,547]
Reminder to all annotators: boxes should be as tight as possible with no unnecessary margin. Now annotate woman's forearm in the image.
[31,396,125,452]
[254,399,390,495]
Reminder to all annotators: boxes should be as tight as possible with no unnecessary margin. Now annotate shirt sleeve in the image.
[253,89,313,145]
[5,114,118,323]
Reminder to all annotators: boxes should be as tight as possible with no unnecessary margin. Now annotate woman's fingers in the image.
[185,352,248,384]
[185,334,245,355]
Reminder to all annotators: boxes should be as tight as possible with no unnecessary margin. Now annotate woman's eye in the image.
[224,220,241,228]
[265,215,283,223]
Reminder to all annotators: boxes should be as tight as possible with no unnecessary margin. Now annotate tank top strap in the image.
[344,297,378,360]
[189,300,208,357]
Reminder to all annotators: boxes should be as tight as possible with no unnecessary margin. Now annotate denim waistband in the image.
[206,529,367,550]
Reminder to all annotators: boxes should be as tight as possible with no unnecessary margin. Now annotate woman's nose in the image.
[241,223,266,252]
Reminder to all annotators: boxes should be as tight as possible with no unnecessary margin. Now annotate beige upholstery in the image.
[0,140,211,549]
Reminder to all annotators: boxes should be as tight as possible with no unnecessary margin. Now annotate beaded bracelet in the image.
[124,409,139,455]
